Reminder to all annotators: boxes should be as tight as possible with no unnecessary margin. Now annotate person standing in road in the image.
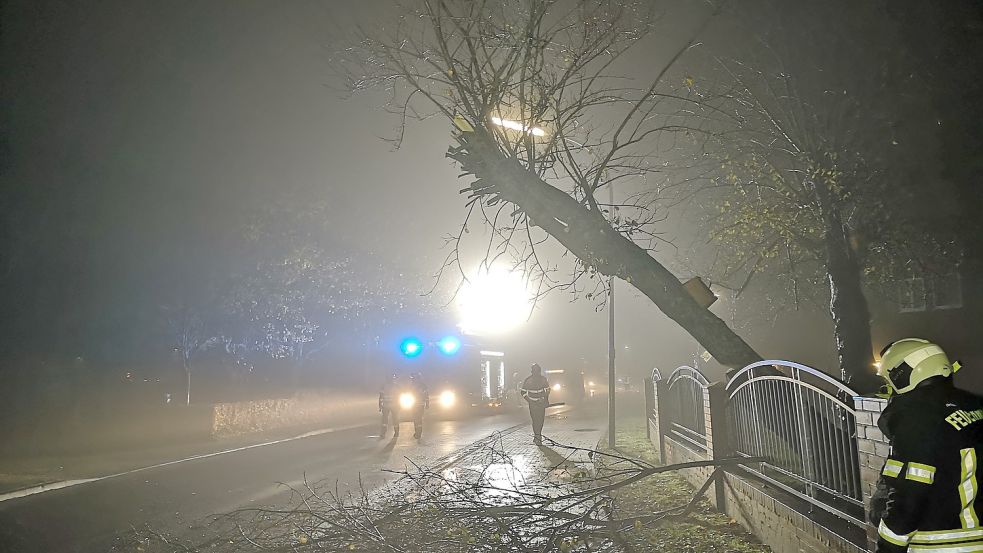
[378,373,399,438]
[869,338,983,552]
[520,363,551,445]
[406,372,429,439]
[392,372,430,439]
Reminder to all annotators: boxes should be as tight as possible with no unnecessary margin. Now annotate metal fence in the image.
[664,365,709,456]
[725,360,864,527]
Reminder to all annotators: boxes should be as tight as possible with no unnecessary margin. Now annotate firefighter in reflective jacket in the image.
[520,363,550,445]
[870,338,982,552]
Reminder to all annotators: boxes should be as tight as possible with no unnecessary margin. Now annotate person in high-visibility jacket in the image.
[870,338,983,552]
[520,363,551,445]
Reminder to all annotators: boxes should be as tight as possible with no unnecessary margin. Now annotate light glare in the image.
[439,390,456,408]
[458,266,533,335]
[490,116,546,137]
[438,336,462,355]
[400,338,423,357]
[399,392,416,409]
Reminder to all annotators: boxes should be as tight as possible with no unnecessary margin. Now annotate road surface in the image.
[0,408,539,553]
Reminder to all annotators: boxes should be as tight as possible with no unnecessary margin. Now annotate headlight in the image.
[439,390,456,408]
[399,392,416,409]
[552,383,561,391]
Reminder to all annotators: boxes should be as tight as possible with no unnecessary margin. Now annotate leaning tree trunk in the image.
[450,131,763,373]
[815,184,881,394]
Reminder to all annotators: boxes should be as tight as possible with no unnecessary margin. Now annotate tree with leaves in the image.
[219,199,438,384]
[668,0,956,390]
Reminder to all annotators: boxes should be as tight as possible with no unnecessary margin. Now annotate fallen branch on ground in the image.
[117,434,763,553]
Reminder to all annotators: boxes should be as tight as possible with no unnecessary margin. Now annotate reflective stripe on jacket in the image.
[520,375,550,403]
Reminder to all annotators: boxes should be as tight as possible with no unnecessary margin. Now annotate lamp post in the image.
[607,182,616,448]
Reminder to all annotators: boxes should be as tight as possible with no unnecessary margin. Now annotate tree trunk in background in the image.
[450,132,764,373]
[816,184,881,394]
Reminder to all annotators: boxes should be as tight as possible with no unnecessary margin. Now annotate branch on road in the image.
[118,435,763,552]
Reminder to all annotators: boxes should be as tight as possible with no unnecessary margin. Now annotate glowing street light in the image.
[458,265,533,335]
[490,116,546,137]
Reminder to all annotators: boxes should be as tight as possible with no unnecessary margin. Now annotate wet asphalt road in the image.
[0,409,533,553]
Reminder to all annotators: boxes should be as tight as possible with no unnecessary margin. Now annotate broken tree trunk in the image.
[449,131,763,372]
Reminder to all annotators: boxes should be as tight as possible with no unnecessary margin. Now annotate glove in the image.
[868,479,890,526]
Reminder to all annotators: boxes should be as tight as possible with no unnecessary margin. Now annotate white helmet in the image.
[877,338,958,395]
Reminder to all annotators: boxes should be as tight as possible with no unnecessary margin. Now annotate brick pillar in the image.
[707,381,732,509]
[854,396,889,552]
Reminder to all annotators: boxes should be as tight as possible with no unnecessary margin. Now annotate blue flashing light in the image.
[438,335,462,356]
[400,338,424,358]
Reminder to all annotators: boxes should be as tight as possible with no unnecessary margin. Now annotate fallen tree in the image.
[449,130,761,371]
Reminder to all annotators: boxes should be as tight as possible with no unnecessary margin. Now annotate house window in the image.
[930,272,963,310]
[899,277,926,312]
[897,270,963,312]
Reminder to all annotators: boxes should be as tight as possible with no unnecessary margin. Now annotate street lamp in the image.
[560,137,618,448]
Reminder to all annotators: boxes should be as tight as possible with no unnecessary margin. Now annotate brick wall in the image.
[663,436,715,495]
[721,472,867,553]
[854,397,889,552]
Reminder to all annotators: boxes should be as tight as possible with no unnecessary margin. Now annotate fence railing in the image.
[725,360,864,527]
[664,365,709,456]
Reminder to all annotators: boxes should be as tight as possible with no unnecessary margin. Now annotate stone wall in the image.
[212,391,376,437]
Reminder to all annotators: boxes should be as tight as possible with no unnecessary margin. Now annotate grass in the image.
[602,417,772,553]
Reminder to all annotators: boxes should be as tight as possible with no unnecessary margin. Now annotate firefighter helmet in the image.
[877,338,954,395]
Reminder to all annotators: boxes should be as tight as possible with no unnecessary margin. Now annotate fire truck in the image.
[390,334,511,418]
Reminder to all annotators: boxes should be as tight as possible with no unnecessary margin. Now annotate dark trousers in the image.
[528,403,546,438]
[380,408,394,432]
[392,408,424,437]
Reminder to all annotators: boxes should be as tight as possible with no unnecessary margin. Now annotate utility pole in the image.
[608,184,616,449]
[558,136,617,447]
